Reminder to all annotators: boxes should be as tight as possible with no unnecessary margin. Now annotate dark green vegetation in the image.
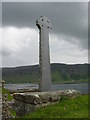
[2,63,89,84]
[19,95,88,118]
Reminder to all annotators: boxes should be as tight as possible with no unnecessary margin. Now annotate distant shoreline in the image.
[3,82,89,85]
[4,83,88,94]
[52,82,89,84]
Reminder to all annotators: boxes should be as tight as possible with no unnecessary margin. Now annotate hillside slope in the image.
[1,63,89,84]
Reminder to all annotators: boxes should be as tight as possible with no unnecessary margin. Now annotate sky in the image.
[0,1,88,67]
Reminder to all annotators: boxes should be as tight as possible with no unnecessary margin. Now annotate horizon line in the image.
[1,62,88,68]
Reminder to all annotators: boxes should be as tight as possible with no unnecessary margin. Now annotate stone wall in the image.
[13,89,80,116]
[2,94,13,120]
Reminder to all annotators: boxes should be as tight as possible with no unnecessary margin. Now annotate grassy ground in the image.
[2,87,13,101]
[1,87,89,119]
[19,95,89,119]
[0,87,1,93]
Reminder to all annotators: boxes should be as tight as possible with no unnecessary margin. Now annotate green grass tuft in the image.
[2,88,13,101]
[23,95,88,118]
[10,110,16,117]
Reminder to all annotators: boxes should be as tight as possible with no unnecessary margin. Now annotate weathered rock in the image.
[0,93,2,120]
[13,89,80,116]
[2,94,13,120]
[9,88,39,94]
[14,100,36,116]
[39,92,61,103]
[13,93,41,104]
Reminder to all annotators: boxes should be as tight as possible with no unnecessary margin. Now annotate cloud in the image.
[50,34,88,64]
[2,50,11,56]
[1,27,88,67]
[1,0,89,2]
[1,2,88,67]
[2,27,39,66]
[2,27,37,56]
[0,28,2,53]
[2,2,88,50]
[0,1,2,27]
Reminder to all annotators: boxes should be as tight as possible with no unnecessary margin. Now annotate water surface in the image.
[4,83,88,94]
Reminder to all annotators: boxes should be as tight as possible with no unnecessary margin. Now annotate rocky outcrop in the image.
[13,89,80,116]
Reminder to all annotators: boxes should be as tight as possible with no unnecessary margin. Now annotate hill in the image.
[1,63,89,84]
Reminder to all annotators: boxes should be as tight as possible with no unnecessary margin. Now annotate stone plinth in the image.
[13,89,80,116]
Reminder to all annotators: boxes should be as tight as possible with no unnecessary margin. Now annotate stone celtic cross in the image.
[36,16,52,92]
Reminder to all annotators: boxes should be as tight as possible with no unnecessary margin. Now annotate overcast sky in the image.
[0,1,88,67]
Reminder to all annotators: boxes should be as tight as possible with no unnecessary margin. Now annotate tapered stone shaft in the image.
[36,16,52,91]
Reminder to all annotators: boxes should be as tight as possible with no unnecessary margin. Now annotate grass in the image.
[2,87,13,101]
[10,109,16,117]
[22,95,88,118]
[0,86,2,93]
[1,87,89,119]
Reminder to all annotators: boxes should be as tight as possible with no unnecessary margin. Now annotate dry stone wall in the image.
[2,94,13,120]
[13,89,80,116]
